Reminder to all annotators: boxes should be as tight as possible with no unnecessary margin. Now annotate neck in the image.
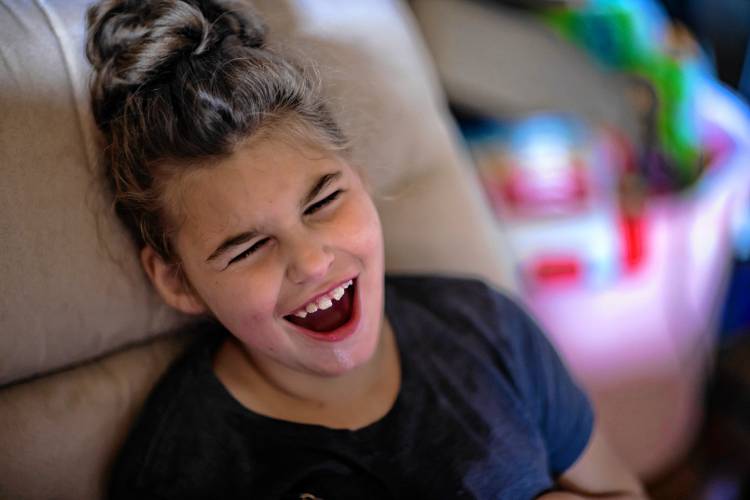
[214,319,400,429]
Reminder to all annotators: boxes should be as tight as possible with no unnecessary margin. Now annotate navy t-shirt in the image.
[109,275,593,499]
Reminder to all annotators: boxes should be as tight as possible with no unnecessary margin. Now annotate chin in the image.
[316,316,384,377]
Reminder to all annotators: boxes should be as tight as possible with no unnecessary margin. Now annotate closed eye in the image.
[228,237,270,266]
[304,189,343,216]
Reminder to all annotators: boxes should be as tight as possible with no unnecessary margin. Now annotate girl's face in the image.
[154,134,385,377]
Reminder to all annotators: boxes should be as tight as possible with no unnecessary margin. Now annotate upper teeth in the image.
[293,280,353,318]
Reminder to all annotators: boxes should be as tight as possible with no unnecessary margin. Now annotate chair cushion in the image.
[0,335,189,500]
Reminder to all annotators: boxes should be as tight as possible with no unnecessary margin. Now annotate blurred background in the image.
[1,1,746,498]
[406,0,750,498]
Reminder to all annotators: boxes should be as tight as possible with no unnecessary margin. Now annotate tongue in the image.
[286,285,354,333]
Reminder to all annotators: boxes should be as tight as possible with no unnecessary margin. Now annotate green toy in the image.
[542,0,708,187]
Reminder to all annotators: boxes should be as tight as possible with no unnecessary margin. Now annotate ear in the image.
[140,245,207,315]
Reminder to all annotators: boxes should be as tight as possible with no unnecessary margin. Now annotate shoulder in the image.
[386,274,595,476]
[386,275,575,388]
[109,320,248,498]
[385,273,529,340]
[384,273,546,389]
[385,273,515,311]
[127,320,227,438]
[385,272,496,297]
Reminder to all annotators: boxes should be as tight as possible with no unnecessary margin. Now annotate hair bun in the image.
[86,0,267,126]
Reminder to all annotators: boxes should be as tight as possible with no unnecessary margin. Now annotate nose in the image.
[285,235,334,285]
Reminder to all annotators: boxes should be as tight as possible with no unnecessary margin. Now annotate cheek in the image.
[337,193,383,259]
[203,270,282,329]
[212,291,284,352]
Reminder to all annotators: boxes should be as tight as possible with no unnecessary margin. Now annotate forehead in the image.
[164,136,346,234]
[193,138,332,188]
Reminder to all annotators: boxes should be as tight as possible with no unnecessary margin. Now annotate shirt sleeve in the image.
[493,291,595,476]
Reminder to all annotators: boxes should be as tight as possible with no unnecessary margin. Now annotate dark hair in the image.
[85,0,348,261]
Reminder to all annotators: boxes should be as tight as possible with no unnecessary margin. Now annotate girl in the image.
[85,0,644,498]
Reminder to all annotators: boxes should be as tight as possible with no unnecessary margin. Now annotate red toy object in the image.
[531,255,583,284]
[467,114,646,290]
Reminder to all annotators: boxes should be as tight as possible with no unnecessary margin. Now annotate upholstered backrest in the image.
[0,0,182,387]
[0,1,516,498]
[411,0,640,141]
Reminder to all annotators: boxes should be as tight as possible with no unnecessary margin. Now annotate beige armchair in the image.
[0,1,517,498]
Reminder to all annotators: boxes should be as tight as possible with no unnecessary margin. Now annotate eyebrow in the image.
[301,171,341,208]
[205,171,342,263]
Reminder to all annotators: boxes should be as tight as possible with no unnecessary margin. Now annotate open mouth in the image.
[284,279,356,333]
